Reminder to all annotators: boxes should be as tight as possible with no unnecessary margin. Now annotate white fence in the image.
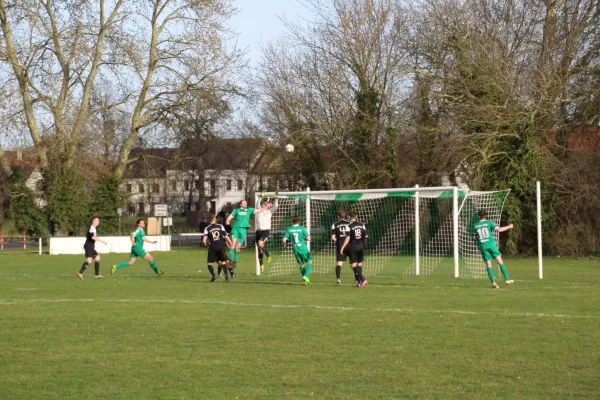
[49,235,171,255]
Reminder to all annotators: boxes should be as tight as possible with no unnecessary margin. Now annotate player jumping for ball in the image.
[256,191,278,273]
[203,214,233,282]
[225,200,268,278]
[283,215,313,286]
[340,211,368,288]
[77,216,107,280]
[111,219,165,276]
[472,209,514,288]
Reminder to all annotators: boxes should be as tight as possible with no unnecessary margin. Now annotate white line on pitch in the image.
[0,298,597,319]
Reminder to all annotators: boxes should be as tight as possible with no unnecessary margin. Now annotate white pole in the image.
[306,187,311,251]
[537,181,543,279]
[453,187,459,278]
[255,190,261,276]
[414,185,420,276]
[38,237,42,255]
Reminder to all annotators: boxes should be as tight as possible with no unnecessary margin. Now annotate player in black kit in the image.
[331,209,350,284]
[77,216,107,280]
[202,214,233,282]
[339,210,368,288]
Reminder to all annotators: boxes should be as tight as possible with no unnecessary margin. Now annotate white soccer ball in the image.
[285,144,295,153]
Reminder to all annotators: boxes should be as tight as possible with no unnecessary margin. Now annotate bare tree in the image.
[254,0,410,188]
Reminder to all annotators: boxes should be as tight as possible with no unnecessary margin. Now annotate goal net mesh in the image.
[258,189,509,279]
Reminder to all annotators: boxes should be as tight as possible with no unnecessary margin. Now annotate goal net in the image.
[255,187,510,279]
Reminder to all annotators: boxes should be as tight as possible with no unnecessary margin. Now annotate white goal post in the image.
[254,187,511,279]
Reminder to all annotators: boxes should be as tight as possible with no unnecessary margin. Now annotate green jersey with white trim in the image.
[472,220,498,249]
[230,207,255,229]
[284,225,310,253]
[132,227,145,247]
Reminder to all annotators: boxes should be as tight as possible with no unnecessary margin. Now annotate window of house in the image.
[226,179,232,190]
[237,180,243,190]
[126,183,132,193]
[288,180,293,190]
[138,202,144,214]
[267,177,273,191]
[171,181,177,191]
[152,183,160,193]
[184,180,190,191]
[139,184,144,193]
[195,180,200,190]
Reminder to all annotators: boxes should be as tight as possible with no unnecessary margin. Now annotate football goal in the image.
[254,187,510,279]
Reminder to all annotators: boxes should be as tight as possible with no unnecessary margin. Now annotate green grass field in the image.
[1,251,598,399]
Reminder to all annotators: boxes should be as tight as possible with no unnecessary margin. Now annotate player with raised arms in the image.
[225,199,268,278]
[340,210,368,288]
[77,216,107,280]
[255,191,278,272]
[111,219,165,277]
[472,209,514,288]
[203,214,233,282]
[283,215,313,286]
[331,209,350,284]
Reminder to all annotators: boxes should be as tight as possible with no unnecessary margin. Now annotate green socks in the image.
[486,267,496,284]
[228,248,235,260]
[149,261,158,274]
[115,261,130,270]
[300,266,306,276]
[499,264,510,281]
[304,263,312,277]
[234,251,240,263]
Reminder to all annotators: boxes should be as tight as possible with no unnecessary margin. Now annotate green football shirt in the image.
[284,225,310,253]
[132,227,145,247]
[472,220,498,249]
[230,207,255,229]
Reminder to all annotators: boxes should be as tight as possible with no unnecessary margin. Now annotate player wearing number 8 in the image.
[472,209,515,288]
[339,211,368,288]
[282,216,313,286]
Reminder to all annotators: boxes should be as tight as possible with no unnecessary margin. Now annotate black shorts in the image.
[84,243,98,258]
[336,245,349,262]
[208,244,228,263]
[348,247,364,264]
[255,230,270,243]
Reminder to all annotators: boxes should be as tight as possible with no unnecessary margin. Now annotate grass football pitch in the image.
[0,251,598,399]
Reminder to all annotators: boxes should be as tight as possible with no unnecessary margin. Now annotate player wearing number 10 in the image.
[472,209,514,288]
[283,216,313,286]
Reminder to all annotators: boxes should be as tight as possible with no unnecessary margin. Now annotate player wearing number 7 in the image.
[472,209,514,288]
[282,216,313,286]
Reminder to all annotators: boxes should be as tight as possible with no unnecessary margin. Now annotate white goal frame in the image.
[254,186,473,277]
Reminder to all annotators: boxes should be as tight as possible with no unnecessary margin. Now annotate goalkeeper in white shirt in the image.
[255,192,278,272]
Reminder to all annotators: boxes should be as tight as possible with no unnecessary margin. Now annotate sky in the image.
[228,0,310,65]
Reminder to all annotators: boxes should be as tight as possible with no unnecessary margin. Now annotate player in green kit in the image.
[472,210,514,288]
[225,199,267,277]
[282,215,313,286]
[111,219,165,276]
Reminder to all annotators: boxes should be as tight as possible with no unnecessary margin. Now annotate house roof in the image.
[124,138,267,178]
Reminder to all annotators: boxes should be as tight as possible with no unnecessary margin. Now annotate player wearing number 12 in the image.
[283,216,313,286]
[472,209,514,288]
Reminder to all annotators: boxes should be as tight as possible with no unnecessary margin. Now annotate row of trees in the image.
[251,0,599,256]
[0,0,598,255]
[0,0,241,234]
